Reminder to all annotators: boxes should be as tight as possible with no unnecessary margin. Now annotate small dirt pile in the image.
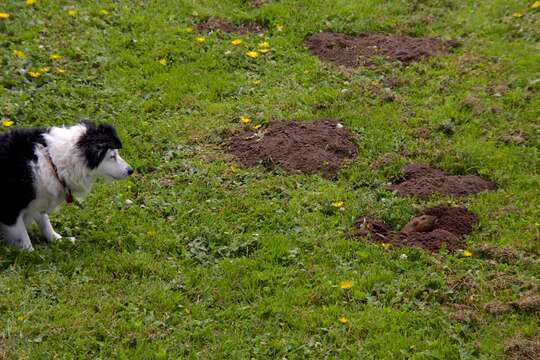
[388,164,496,198]
[351,204,477,252]
[227,120,357,176]
[305,32,454,67]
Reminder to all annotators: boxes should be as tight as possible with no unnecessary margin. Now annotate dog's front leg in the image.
[0,216,34,251]
[35,213,62,243]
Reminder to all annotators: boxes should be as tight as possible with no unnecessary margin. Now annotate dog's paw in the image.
[20,243,34,252]
[67,237,76,244]
[46,232,63,243]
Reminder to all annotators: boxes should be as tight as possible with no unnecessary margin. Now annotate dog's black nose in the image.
[127,167,134,175]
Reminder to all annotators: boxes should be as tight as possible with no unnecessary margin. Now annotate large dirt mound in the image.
[196,19,264,34]
[388,164,496,198]
[351,204,477,252]
[305,32,454,67]
[228,120,357,176]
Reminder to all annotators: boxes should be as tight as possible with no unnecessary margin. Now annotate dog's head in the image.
[77,122,133,180]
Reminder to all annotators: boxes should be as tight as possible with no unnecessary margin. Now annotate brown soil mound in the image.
[388,164,496,198]
[351,204,477,252]
[504,337,540,360]
[511,287,540,312]
[228,120,357,176]
[304,32,454,67]
[196,19,264,34]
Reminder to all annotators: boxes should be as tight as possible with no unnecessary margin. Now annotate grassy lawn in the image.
[1,0,539,358]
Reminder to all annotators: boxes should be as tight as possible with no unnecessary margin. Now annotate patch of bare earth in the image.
[511,287,540,312]
[504,336,540,360]
[196,19,264,34]
[351,204,477,252]
[473,243,517,263]
[304,31,455,67]
[387,164,496,198]
[227,120,357,177]
[485,287,540,317]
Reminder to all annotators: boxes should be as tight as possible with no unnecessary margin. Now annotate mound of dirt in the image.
[196,19,264,34]
[511,287,540,312]
[388,164,496,198]
[227,120,357,176]
[304,32,454,67]
[351,204,477,252]
[504,337,540,360]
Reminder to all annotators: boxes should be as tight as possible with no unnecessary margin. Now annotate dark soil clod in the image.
[388,164,496,198]
[511,287,540,312]
[304,32,454,67]
[196,19,264,34]
[351,204,477,252]
[227,120,358,177]
[504,336,540,360]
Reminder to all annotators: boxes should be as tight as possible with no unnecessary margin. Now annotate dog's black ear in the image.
[77,122,122,169]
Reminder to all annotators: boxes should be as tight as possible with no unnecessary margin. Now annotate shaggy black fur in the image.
[0,128,46,226]
[77,123,122,169]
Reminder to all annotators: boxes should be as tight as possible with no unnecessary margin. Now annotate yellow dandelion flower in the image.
[28,71,40,78]
[246,51,259,59]
[196,37,205,43]
[50,53,62,60]
[512,12,522,17]
[100,9,109,16]
[252,79,261,85]
[27,0,37,6]
[147,230,157,237]
[57,68,65,74]
[186,26,193,33]
[158,58,167,65]
[463,250,473,257]
[331,201,343,208]
[253,124,262,130]
[532,1,540,10]
[229,164,237,173]
[304,70,310,74]
[339,280,353,290]
[17,315,25,321]
[339,317,348,324]
[258,41,270,49]
[68,10,77,17]
[0,12,11,20]
[259,48,270,54]
[276,24,283,32]
[382,243,391,250]
[13,50,25,58]
[2,120,14,127]
[231,39,242,45]
[40,67,50,73]
[240,117,252,124]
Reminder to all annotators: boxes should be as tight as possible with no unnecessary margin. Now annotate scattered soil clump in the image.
[304,32,454,67]
[351,204,477,252]
[228,120,357,177]
[388,164,496,198]
[510,287,540,312]
[504,336,540,360]
[473,243,517,263]
[484,300,511,316]
[196,19,264,34]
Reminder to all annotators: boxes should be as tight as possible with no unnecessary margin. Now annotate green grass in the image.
[1,0,539,358]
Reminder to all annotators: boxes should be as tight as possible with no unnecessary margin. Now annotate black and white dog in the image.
[0,122,133,251]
